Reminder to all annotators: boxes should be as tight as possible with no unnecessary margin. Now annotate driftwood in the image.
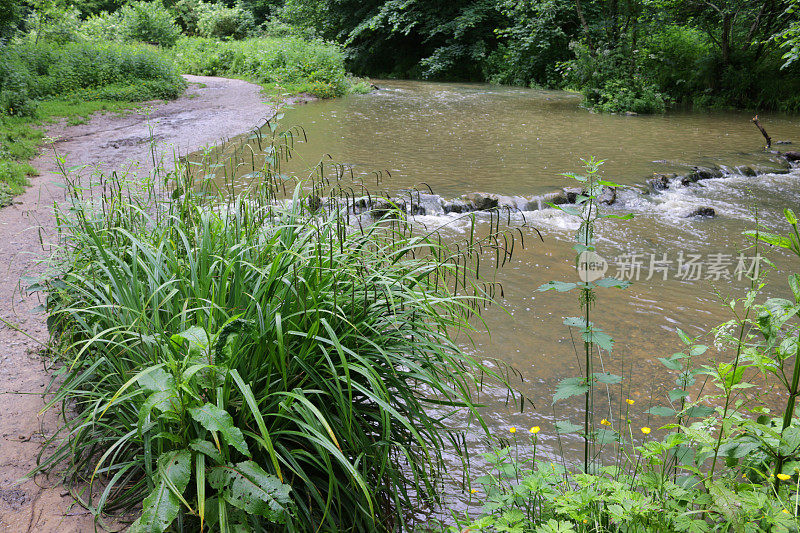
[752,115,772,148]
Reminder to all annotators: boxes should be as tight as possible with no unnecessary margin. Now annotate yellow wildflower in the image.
[470,488,477,494]
[509,427,516,434]
[783,509,790,514]
[641,427,651,435]
[626,399,635,405]
[600,418,611,426]
[529,426,540,434]
[778,473,791,481]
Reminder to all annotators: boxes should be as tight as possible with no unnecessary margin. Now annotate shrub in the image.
[173,36,352,96]
[196,3,254,40]
[33,134,507,530]
[78,10,124,43]
[561,43,668,114]
[0,41,185,116]
[119,1,181,47]
[23,6,83,45]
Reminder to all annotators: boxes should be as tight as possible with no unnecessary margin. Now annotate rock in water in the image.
[599,186,616,205]
[307,195,322,212]
[648,174,673,191]
[563,187,583,203]
[461,192,498,211]
[687,207,715,218]
[783,151,800,162]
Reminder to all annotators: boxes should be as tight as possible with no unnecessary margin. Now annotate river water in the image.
[212,79,800,511]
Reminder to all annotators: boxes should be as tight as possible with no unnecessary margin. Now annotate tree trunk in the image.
[575,0,594,52]
[721,12,732,67]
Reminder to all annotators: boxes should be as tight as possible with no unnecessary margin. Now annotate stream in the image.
[207,79,800,515]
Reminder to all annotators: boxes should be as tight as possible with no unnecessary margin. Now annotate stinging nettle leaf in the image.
[553,377,590,404]
[647,406,676,417]
[538,280,577,292]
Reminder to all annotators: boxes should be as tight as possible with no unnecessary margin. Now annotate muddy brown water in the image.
[207,79,800,512]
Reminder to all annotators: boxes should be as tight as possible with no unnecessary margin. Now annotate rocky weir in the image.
[305,156,796,221]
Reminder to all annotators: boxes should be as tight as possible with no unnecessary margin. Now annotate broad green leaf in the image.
[594,277,631,289]
[593,372,622,385]
[689,344,708,356]
[668,389,689,402]
[790,273,800,303]
[709,480,739,523]
[596,428,619,444]
[137,367,174,393]
[684,405,715,418]
[129,450,191,533]
[659,356,683,370]
[171,326,210,360]
[554,420,582,434]
[583,329,614,351]
[779,426,800,455]
[189,403,249,457]
[558,205,583,217]
[677,328,692,346]
[190,439,224,465]
[552,377,590,403]
[744,230,792,249]
[138,390,180,436]
[647,406,676,417]
[563,316,587,328]
[537,281,577,292]
[785,207,798,225]
[208,461,290,521]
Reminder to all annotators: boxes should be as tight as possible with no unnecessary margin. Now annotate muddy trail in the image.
[0,75,300,532]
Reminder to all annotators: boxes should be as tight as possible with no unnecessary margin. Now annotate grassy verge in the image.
[172,36,371,99]
[0,40,186,203]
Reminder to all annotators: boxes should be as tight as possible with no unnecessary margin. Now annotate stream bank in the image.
[0,75,302,532]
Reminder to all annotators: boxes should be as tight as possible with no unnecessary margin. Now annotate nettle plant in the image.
[537,157,631,473]
[451,173,800,532]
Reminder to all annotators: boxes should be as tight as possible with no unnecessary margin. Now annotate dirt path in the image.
[0,75,301,532]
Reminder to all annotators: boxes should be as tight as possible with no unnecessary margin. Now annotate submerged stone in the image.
[687,207,715,218]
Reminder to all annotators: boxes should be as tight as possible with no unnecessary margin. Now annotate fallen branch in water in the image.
[752,115,772,149]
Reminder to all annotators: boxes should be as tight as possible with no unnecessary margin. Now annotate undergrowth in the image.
[31,121,516,532]
[445,162,800,532]
[172,36,370,99]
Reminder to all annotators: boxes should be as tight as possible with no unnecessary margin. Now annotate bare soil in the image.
[0,75,309,532]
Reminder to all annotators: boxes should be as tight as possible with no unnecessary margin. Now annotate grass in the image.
[172,36,371,99]
[0,40,186,202]
[31,124,515,532]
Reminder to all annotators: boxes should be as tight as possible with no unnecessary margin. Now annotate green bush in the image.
[119,0,181,47]
[196,3,254,40]
[561,43,668,114]
[23,6,83,45]
[0,41,185,116]
[78,10,124,43]
[173,36,352,97]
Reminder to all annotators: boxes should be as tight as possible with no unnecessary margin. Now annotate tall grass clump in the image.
[33,129,511,531]
[172,36,364,98]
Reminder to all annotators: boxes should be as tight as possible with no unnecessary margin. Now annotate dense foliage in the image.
[33,131,505,532]
[269,0,800,112]
[5,0,798,112]
[172,36,367,97]
[0,0,364,202]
